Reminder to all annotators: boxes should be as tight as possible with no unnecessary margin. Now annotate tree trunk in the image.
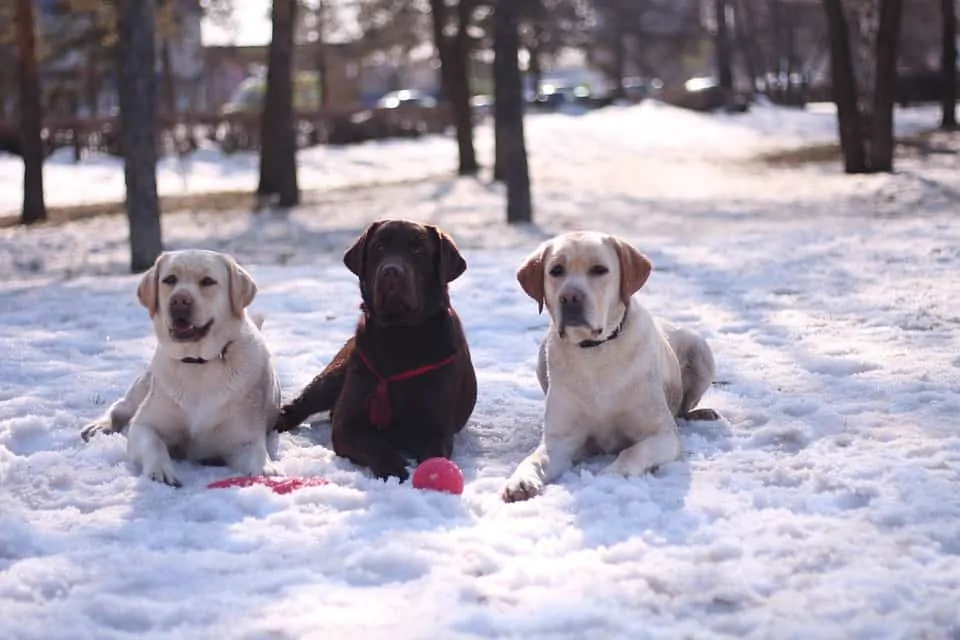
[315,43,329,108]
[429,0,478,176]
[714,0,734,91]
[117,0,162,272]
[312,3,329,108]
[258,0,300,207]
[160,38,176,118]
[85,47,100,117]
[451,0,478,175]
[493,87,507,182]
[870,0,904,172]
[612,20,627,101]
[941,0,957,129]
[822,0,868,173]
[16,0,46,225]
[784,4,797,98]
[731,0,760,93]
[528,25,544,98]
[494,0,532,224]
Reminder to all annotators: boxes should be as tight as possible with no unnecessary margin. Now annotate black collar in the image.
[181,341,232,365]
[578,307,629,349]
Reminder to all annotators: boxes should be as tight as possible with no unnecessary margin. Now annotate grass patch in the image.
[755,129,954,167]
[0,172,452,230]
[0,189,256,229]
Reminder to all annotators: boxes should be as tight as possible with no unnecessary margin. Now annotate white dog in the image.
[82,250,280,486]
[502,232,718,502]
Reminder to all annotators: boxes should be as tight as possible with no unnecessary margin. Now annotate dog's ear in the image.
[136,253,165,317]
[344,221,382,278]
[226,255,257,317]
[516,243,549,314]
[428,225,467,283]
[609,236,652,306]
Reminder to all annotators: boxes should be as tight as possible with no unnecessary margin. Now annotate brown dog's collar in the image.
[357,348,459,428]
[578,307,629,349]
[181,341,233,365]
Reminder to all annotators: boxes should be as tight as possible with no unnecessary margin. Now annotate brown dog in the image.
[275,220,477,480]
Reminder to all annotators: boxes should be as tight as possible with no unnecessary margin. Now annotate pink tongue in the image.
[173,319,192,330]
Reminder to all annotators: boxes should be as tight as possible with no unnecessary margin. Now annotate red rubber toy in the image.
[411,457,464,495]
[207,476,329,494]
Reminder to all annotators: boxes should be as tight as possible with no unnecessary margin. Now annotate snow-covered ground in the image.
[0,100,944,217]
[2,102,960,639]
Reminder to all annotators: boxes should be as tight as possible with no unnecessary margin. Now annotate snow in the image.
[2,101,960,639]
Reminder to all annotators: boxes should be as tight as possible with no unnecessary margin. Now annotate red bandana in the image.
[356,349,459,429]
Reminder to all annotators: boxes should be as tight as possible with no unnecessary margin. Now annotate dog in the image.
[81,250,281,487]
[502,231,718,502]
[274,220,477,481]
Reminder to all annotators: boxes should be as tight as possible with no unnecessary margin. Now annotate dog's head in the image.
[516,232,652,344]
[344,220,466,327]
[137,250,257,356]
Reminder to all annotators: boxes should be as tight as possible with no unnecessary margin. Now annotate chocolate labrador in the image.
[275,220,477,480]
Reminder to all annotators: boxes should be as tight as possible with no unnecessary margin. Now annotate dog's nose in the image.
[559,289,584,307]
[169,291,193,317]
[378,263,407,289]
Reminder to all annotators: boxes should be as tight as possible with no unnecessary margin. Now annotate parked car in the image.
[376,89,438,110]
[660,77,750,113]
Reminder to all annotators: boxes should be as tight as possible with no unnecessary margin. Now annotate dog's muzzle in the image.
[167,291,213,342]
[558,287,595,337]
[373,260,419,320]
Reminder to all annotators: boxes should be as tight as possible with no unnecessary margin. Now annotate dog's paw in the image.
[601,458,658,478]
[142,458,182,488]
[273,407,302,433]
[682,408,721,422]
[226,444,270,477]
[372,454,410,482]
[260,462,281,477]
[600,461,629,478]
[501,472,544,503]
[80,420,113,442]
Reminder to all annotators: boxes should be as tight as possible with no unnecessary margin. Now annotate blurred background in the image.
[0,0,952,269]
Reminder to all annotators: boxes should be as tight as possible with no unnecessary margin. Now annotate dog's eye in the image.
[162,275,177,286]
[371,241,385,253]
[200,277,217,287]
[548,265,565,277]
[589,265,609,276]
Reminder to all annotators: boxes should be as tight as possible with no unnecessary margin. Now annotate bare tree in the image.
[494,0,532,223]
[306,1,331,108]
[429,0,479,176]
[158,0,178,119]
[870,0,904,172]
[16,0,46,225]
[821,0,903,174]
[258,0,300,208]
[823,0,865,172]
[941,0,957,129]
[714,0,734,90]
[117,0,162,271]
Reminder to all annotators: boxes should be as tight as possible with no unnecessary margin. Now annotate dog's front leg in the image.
[501,430,583,502]
[275,339,353,432]
[127,421,181,487]
[82,370,152,442]
[603,409,681,477]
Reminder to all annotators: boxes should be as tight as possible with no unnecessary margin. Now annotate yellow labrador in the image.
[82,250,280,486]
[502,232,718,502]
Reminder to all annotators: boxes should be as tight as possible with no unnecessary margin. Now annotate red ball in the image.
[411,457,464,495]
